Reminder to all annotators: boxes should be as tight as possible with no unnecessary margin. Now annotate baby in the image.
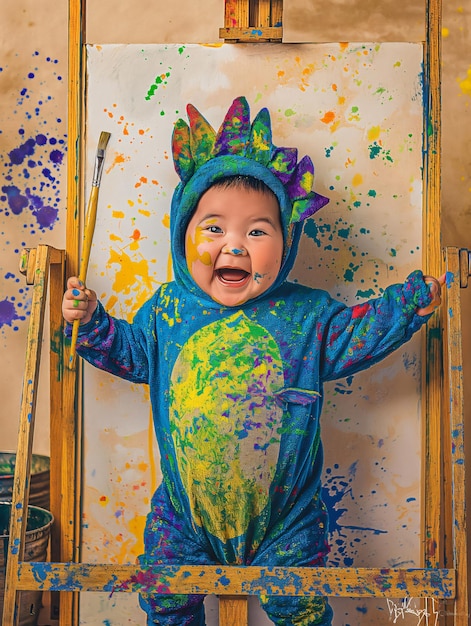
[63,97,443,625]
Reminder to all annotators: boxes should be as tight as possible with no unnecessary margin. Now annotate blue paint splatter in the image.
[322,462,387,567]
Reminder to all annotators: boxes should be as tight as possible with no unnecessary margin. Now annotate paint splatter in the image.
[322,462,387,568]
[1,52,66,334]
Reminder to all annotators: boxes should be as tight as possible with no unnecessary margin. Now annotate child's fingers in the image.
[66,276,84,291]
[416,274,443,316]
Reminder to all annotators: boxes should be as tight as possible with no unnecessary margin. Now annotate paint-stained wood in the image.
[219,595,248,626]
[61,0,86,621]
[225,0,249,28]
[444,248,469,626]
[219,25,282,40]
[252,0,269,28]
[222,0,282,40]
[15,563,456,598]
[422,0,443,585]
[271,0,283,28]
[2,245,52,626]
[48,248,66,620]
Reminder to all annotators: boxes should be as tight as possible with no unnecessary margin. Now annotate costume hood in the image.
[169,96,329,304]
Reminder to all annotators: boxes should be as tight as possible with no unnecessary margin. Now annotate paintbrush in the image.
[69,130,111,363]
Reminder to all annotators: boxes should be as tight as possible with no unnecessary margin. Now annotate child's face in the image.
[185,185,284,306]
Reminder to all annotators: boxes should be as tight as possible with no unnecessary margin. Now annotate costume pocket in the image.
[274,387,320,408]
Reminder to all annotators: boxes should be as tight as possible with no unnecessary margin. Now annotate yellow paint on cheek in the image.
[186,228,212,268]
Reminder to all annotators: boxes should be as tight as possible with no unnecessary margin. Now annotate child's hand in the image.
[416,273,446,316]
[62,276,98,325]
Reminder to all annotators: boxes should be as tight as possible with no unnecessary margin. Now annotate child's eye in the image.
[205,225,223,233]
[249,229,266,237]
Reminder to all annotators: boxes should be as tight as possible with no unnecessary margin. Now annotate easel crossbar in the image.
[15,563,455,598]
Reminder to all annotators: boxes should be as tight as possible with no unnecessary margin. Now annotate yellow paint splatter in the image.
[352,173,363,187]
[368,126,381,141]
[442,26,449,37]
[106,248,158,319]
[112,210,125,219]
[162,213,170,228]
[458,66,471,96]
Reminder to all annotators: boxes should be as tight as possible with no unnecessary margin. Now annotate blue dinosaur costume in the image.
[70,97,434,625]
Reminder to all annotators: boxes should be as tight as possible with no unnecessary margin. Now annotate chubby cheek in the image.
[185,231,213,272]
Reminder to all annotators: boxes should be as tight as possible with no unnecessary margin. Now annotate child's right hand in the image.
[62,277,98,325]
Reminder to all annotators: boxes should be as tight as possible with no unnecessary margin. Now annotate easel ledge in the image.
[15,563,455,598]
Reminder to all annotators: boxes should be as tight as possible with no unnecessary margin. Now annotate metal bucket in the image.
[0,452,50,510]
[0,502,53,625]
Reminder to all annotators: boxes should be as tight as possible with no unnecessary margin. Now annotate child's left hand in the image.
[416,273,446,316]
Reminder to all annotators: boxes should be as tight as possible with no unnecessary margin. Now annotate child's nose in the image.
[222,244,247,256]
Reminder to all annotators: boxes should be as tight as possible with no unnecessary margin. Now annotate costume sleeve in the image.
[320,270,434,382]
[64,296,157,384]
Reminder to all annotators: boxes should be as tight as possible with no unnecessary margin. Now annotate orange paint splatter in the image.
[106,153,129,174]
[321,111,336,124]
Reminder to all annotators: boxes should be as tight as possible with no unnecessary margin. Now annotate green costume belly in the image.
[169,312,284,542]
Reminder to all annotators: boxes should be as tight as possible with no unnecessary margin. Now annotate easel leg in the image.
[219,595,248,626]
[2,245,52,626]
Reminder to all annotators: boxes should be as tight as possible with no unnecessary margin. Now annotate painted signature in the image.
[386,598,439,626]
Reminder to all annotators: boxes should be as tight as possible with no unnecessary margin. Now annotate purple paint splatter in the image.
[1,51,66,333]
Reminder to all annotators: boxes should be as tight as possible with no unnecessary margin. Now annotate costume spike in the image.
[269,147,298,184]
[247,108,273,166]
[214,96,251,156]
[187,104,216,168]
[172,119,195,182]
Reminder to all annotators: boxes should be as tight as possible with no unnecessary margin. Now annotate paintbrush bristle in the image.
[98,131,111,151]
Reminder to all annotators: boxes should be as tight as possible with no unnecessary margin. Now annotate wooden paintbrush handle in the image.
[69,184,100,362]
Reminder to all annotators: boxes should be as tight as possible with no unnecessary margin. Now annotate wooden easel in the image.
[2,1,469,625]
[2,244,469,625]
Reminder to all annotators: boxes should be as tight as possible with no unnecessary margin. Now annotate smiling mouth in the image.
[215,268,250,285]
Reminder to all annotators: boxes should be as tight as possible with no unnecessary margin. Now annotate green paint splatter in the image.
[368,189,376,197]
[389,248,397,257]
[368,142,393,163]
[368,142,382,159]
[356,288,375,298]
[304,219,331,248]
[343,263,359,282]
[146,70,171,101]
[284,108,296,117]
